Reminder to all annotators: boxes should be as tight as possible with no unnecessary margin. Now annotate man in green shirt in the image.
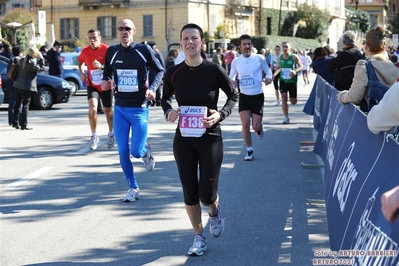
[272,41,303,124]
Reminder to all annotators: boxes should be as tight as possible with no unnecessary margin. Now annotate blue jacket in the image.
[103,43,165,107]
[311,57,335,87]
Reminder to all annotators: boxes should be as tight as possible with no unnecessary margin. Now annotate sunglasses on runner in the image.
[117,27,132,32]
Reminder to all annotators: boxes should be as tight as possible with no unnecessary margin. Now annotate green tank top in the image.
[279,53,297,83]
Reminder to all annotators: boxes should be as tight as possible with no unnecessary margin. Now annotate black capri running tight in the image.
[173,131,223,206]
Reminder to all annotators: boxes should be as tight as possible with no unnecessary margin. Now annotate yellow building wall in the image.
[360,6,385,25]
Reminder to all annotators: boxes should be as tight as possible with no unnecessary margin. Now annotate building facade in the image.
[2,0,347,55]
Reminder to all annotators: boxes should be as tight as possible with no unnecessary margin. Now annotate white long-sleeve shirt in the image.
[367,82,399,134]
[229,54,272,95]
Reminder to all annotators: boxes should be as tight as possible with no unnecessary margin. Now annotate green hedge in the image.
[230,35,323,53]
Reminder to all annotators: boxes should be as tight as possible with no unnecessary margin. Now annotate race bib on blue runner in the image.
[90,69,103,86]
[116,69,138,92]
[179,106,207,137]
[239,74,255,90]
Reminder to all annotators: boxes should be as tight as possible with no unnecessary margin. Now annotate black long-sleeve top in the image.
[162,60,239,136]
[103,42,165,107]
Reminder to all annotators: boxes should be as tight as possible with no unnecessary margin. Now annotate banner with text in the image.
[311,78,399,265]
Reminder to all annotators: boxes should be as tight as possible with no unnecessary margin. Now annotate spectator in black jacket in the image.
[145,41,166,106]
[47,40,63,78]
[327,31,364,91]
[12,47,45,130]
[7,45,24,126]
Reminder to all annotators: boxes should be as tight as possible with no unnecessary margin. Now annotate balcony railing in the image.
[79,0,129,6]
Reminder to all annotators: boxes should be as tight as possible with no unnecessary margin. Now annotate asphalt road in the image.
[0,73,329,266]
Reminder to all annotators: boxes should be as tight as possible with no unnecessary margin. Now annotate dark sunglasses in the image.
[117,27,132,32]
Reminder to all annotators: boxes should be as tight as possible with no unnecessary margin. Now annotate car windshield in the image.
[61,53,79,66]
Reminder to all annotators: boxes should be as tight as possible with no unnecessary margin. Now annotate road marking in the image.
[7,167,54,188]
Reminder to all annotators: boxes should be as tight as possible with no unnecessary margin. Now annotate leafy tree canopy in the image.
[1,8,36,49]
[281,3,330,43]
[389,14,399,36]
[346,8,370,33]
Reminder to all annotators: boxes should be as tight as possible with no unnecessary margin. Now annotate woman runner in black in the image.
[161,23,238,256]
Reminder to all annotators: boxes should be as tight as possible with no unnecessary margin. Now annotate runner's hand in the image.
[203,109,220,128]
[101,80,111,91]
[167,108,180,123]
[146,89,155,101]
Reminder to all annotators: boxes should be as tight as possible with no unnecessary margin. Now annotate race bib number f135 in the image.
[179,106,207,137]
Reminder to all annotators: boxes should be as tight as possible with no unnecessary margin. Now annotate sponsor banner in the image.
[312,78,399,265]
[303,75,334,130]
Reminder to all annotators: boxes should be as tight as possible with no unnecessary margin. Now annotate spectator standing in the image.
[311,47,335,86]
[212,47,223,66]
[272,41,303,124]
[223,45,237,74]
[165,49,178,69]
[162,23,238,256]
[101,18,164,202]
[229,34,272,161]
[367,82,399,134]
[1,44,12,59]
[7,45,23,127]
[47,40,63,78]
[307,49,313,60]
[337,27,399,109]
[78,28,113,151]
[39,45,48,65]
[146,41,166,107]
[327,31,364,91]
[12,47,45,130]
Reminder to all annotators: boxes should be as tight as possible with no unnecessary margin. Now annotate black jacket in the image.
[327,46,364,91]
[47,48,63,76]
[13,56,45,92]
[103,42,165,107]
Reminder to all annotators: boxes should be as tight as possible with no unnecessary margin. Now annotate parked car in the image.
[0,55,72,109]
[61,52,87,95]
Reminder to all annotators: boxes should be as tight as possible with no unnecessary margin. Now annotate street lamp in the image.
[351,0,359,10]
[6,22,22,44]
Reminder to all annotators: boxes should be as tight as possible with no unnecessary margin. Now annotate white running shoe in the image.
[187,235,207,256]
[244,150,254,161]
[123,188,140,202]
[209,205,225,237]
[283,117,290,124]
[90,135,99,150]
[276,100,281,106]
[255,128,264,140]
[107,134,115,149]
[142,142,155,171]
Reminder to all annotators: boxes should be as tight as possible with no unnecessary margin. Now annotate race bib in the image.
[90,69,103,85]
[239,74,255,90]
[281,68,292,79]
[179,106,207,137]
[116,69,138,92]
